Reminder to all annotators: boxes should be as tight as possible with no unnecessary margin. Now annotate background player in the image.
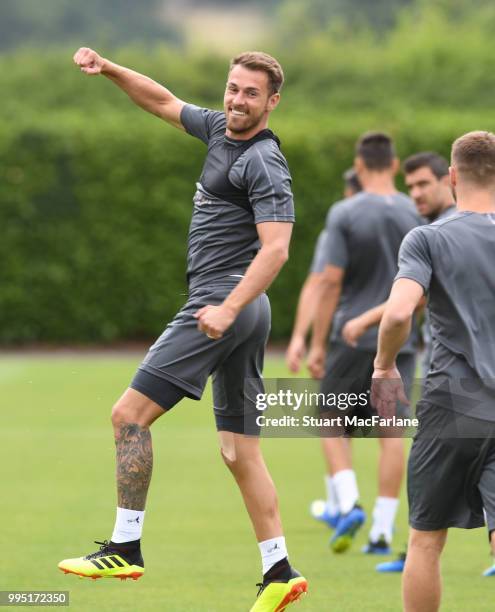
[307,132,421,554]
[341,151,456,572]
[286,168,361,530]
[286,168,362,375]
[58,47,307,612]
[371,130,495,611]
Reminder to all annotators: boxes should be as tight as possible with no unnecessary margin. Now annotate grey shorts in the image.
[408,402,495,532]
[130,283,270,433]
[320,343,416,424]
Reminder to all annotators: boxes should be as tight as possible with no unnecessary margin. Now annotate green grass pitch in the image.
[2,354,493,611]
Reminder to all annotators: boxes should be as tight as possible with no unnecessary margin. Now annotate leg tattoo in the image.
[115,424,153,511]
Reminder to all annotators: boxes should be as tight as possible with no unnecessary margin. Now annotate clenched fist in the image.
[73,47,105,75]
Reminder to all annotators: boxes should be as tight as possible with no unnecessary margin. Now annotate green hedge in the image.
[4,2,495,343]
[2,109,494,343]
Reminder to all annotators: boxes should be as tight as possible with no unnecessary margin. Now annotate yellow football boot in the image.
[250,567,308,611]
[58,540,144,581]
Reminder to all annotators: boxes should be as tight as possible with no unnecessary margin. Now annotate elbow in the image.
[270,244,289,267]
[279,247,289,266]
[385,309,413,328]
[321,277,342,294]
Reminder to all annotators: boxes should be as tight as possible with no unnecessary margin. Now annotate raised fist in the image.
[73,47,104,75]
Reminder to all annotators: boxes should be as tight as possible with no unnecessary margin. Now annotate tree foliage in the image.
[2,0,495,343]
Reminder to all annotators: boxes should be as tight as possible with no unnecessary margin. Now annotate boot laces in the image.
[85,540,112,560]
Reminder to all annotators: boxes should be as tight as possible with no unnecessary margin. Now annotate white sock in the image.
[369,497,399,544]
[325,475,339,516]
[259,536,288,575]
[111,507,145,543]
[333,469,359,515]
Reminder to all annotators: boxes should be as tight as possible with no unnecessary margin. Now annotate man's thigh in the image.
[213,293,270,435]
[132,286,239,408]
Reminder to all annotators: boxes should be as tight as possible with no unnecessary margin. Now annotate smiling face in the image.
[224,64,280,139]
[405,166,451,219]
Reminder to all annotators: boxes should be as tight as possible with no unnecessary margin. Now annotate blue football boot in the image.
[310,500,340,529]
[376,551,407,573]
[362,535,391,555]
[330,505,366,553]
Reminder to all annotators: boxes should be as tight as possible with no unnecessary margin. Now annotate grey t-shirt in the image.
[317,191,421,352]
[420,205,457,377]
[396,211,495,420]
[180,104,294,287]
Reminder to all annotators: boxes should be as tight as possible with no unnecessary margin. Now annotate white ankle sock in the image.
[259,536,288,575]
[325,475,339,516]
[369,497,399,544]
[111,507,145,543]
[333,469,359,515]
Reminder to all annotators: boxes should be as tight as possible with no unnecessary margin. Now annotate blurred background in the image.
[4,5,495,610]
[2,0,495,346]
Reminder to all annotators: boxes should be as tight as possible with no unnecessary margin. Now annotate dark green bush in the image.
[2,109,492,343]
[3,0,495,343]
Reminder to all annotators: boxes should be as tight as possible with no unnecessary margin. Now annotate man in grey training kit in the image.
[285,168,362,374]
[307,132,421,555]
[372,130,495,611]
[341,151,456,574]
[58,48,307,611]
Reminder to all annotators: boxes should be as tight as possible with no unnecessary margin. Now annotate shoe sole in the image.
[59,567,144,581]
[274,578,308,611]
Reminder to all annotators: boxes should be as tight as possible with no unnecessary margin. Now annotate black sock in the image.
[263,557,291,583]
[110,539,141,551]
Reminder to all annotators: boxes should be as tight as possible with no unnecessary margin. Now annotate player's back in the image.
[342,192,418,292]
[399,210,495,419]
[422,211,495,380]
[326,191,420,350]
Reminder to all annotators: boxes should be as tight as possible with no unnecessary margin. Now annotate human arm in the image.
[305,203,348,379]
[342,302,387,347]
[195,222,292,339]
[73,47,185,129]
[371,227,433,416]
[286,272,324,372]
[371,279,423,416]
[342,294,427,348]
[306,265,344,379]
[286,229,327,372]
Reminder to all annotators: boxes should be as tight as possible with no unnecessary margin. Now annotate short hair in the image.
[343,168,362,193]
[230,51,284,95]
[403,152,449,179]
[452,131,495,187]
[355,131,395,170]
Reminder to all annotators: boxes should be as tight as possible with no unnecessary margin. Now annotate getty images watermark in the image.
[242,378,419,438]
[242,378,495,438]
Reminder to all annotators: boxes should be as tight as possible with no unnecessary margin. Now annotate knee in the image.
[111,399,133,428]
[111,397,150,429]
[220,444,238,472]
[219,441,250,479]
[409,529,447,555]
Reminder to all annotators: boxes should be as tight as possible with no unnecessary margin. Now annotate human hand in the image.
[73,47,105,75]
[307,344,326,379]
[342,316,367,347]
[194,304,237,340]
[371,366,409,418]
[285,335,306,373]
